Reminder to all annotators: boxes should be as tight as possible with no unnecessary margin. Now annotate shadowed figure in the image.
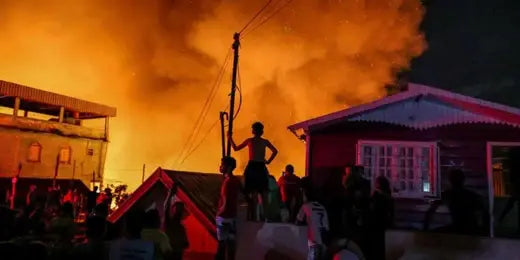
[341,165,371,252]
[498,147,520,232]
[229,122,278,221]
[424,169,488,235]
[367,176,394,260]
[278,164,302,223]
[215,156,243,260]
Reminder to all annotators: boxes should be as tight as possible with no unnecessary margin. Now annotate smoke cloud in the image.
[0,0,425,189]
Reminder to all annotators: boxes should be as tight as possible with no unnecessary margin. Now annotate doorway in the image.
[488,143,520,238]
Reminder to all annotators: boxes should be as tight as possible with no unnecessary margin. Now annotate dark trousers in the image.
[215,241,236,260]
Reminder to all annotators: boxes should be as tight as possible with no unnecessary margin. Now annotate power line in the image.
[239,0,275,34]
[181,52,231,163]
[179,118,220,166]
[180,63,245,166]
[173,49,232,167]
[241,0,294,39]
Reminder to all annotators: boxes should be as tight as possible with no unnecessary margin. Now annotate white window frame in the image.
[356,140,439,198]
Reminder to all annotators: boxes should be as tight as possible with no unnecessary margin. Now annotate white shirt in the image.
[296,201,329,246]
[334,250,360,260]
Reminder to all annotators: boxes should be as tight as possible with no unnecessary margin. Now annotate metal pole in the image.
[226,32,240,157]
[142,164,146,183]
[220,112,228,158]
[53,153,60,188]
[92,171,96,190]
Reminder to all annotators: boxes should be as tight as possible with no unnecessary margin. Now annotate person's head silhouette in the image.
[252,122,264,137]
[449,169,465,189]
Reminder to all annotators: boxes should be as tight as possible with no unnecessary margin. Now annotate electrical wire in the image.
[179,103,229,166]
[180,64,244,166]
[241,0,294,39]
[173,49,231,167]
[239,0,275,34]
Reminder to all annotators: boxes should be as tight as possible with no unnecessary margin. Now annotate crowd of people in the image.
[220,122,394,260]
[0,120,488,260]
[0,179,191,260]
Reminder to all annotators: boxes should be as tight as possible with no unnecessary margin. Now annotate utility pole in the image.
[142,164,146,183]
[53,153,60,188]
[226,32,240,157]
[220,112,228,158]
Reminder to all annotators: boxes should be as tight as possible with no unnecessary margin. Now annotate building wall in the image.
[307,122,520,230]
[0,126,107,187]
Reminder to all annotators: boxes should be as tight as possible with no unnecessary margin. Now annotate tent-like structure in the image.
[108,168,225,259]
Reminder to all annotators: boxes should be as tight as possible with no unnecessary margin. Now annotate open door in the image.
[488,143,520,238]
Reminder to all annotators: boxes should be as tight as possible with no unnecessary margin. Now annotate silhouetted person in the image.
[163,183,180,228]
[46,186,61,216]
[265,174,282,222]
[342,166,371,237]
[424,169,487,235]
[50,202,76,243]
[142,209,172,260]
[498,147,520,231]
[110,209,154,260]
[73,216,108,260]
[215,156,242,260]
[278,164,302,222]
[87,186,99,213]
[166,202,189,260]
[229,121,278,221]
[26,185,38,207]
[296,176,330,260]
[368,176,394,260]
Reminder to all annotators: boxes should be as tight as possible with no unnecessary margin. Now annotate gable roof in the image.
[108,168,225,237]
[288,83,520,133]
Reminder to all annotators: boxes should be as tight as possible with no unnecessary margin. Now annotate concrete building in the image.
[0,80,116,192]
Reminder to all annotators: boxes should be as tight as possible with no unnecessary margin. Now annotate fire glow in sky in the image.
[0,0,425,190]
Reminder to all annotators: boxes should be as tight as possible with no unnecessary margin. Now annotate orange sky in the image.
[0,0,425,190]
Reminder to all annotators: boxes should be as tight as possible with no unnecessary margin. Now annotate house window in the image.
[59,147,71,163]
[87,148,94,156]
[27,142,42,162]
[358,140,437,198]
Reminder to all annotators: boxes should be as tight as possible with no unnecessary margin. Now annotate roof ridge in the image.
[288,82,520,132]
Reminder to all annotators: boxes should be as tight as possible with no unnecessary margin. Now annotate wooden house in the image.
[287,83,520,237]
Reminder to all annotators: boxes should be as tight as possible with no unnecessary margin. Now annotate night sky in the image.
[410,0,520,107]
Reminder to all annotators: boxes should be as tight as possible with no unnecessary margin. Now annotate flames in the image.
[0,0,425,190]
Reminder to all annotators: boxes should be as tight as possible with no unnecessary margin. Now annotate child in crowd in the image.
[229,122,278,221]
[168,202,189,260]
[264,175,282,222]
[141,209,172,260]
[215,156,242,260]
[297,177,330,260]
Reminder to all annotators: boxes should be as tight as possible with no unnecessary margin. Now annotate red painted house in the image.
[288,83,520,237]
[108,168,225,259]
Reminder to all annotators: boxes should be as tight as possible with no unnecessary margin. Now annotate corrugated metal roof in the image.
[288,83,520,132]
[348,96,509,129]
[0,80,116,117]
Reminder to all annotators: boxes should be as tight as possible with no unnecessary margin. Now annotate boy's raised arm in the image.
[229,133,248,151]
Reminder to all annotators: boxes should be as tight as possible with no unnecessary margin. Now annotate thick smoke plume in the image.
[0,0,425,189]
